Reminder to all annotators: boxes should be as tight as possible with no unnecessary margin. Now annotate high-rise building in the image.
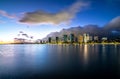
[89,36,93,41]
[70,34,74,43]
[75,37,78,43]
[86,34,90,41]
[94,36,99,41]
[83,33,87,43]
[48,37,52,43]
[63,35,68,43]
[78,35,83,43]
[55,37,59,43]
[83,33,90,43]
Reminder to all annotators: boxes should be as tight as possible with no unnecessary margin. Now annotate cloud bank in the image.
[104,16,120,31]
[43,16,120,40]
[19,1,89,25]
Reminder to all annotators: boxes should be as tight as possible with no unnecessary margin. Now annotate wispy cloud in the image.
[0,10,16,19]
[19,1,90,25]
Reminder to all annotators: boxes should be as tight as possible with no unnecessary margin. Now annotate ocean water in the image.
[0,44,120,79]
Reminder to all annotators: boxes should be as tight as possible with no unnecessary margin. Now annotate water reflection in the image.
[102,44,107,61]
[0,45,15,57]
[0,44,50,76]
[0,44,120,78]
[83,44,88,65]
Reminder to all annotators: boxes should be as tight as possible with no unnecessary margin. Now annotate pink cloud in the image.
[0,10,16,19]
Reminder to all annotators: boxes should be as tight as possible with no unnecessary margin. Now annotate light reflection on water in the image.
[83,44,88,65]
[0,44,120,78]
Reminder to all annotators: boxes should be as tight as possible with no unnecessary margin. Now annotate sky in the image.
[0,0,120,42]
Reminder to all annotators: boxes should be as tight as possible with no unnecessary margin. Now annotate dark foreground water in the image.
[0,44,120,79]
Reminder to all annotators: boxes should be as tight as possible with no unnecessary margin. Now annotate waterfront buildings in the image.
[44,33,119,44]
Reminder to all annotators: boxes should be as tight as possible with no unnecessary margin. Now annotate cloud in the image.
[17,31,33,39]
[43,16,120,40]
[104,16,120,31]
[0,10,16,19]
[19,1,90,25]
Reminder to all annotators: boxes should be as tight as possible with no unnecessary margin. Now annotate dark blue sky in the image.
[0,0,120,41]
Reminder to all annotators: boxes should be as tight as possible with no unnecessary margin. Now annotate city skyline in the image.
[0,0,120,42]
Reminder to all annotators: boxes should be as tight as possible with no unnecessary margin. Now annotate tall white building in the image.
[83,33,90,43]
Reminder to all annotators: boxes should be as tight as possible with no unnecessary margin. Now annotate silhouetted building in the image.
[55,37,59,43]
[75,37,78,43]
[48,37,52,43]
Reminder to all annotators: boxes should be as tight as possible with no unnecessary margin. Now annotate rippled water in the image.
[0,44,120,79]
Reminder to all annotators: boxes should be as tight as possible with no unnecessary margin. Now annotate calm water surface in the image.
[0,44,120,79]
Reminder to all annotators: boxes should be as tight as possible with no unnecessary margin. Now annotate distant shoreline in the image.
[0,43,120,45]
